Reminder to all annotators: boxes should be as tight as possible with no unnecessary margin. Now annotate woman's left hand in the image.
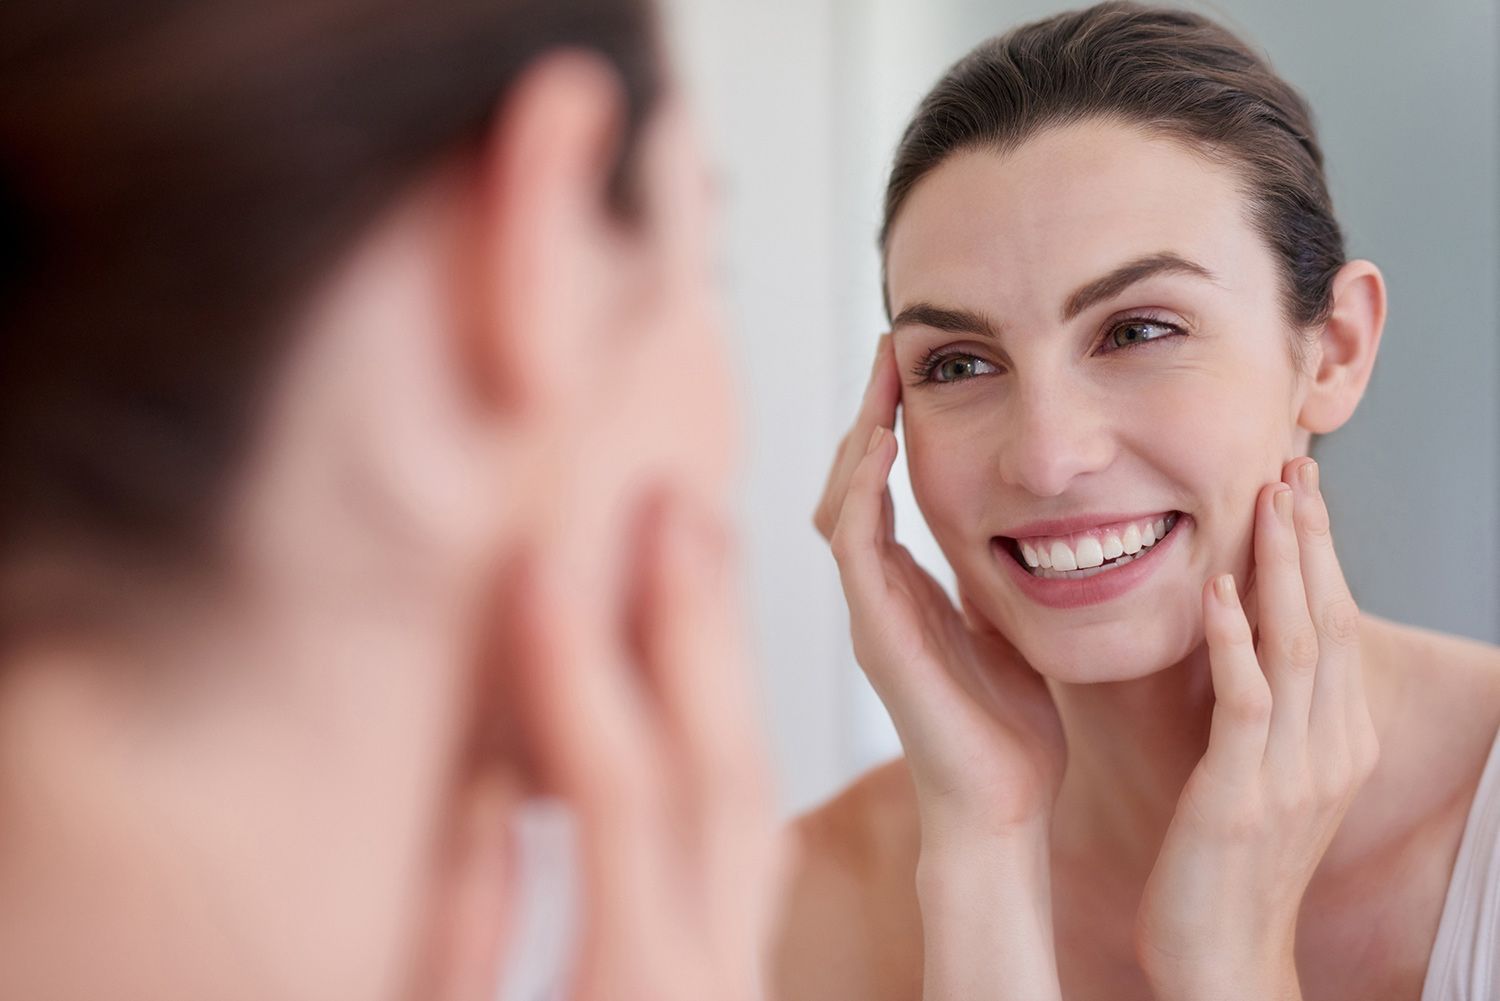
[1135,457,1380,1001]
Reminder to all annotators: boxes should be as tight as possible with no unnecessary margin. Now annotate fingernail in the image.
[1214,573,1238,604]
[1274,486,1294,524]
[1298,459,1319,493]
[866,425,887,453]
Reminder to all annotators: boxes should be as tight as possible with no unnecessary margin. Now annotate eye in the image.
[1101,317,1183,352]
[916,352,1001,384]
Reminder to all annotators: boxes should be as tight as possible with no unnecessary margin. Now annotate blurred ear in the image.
[1297,260,1386,435]
[464,51,642,419]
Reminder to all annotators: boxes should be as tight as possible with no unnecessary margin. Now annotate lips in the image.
[1004,512,1181,575]
[992,512,1189,609]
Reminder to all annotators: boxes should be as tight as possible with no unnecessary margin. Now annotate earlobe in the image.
[461,52,633,420]
[1297,259,1386,436]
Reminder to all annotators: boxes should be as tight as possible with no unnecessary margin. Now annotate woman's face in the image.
[885,119,1314,683]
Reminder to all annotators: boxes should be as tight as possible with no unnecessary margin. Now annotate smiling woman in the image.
[776,4,1500,1001]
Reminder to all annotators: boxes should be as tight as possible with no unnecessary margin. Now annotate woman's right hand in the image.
[814,336,1066,840]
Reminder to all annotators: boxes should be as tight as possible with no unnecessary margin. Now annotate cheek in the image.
[904,412,993,540]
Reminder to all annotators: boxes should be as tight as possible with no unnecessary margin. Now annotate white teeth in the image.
[1101,532,1124,560]
[1074,537,1105,569]
[1012,512,1182,580]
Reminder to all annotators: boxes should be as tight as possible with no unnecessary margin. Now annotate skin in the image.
[0,55,778,1001]
[776,119,1500,1000]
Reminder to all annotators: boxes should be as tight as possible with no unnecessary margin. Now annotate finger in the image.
[1202,573,1272,781]
[814,335,899,540]
[633,497,777,980]
[505,550,676,974]
[829,425,899,608]
[1254,481,1318,761]
[636,495,771,804]
[1286,458,1359,749]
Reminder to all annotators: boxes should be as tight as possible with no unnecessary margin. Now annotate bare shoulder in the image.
[1368,612,1500,733]
[767,758,922,1001]
[1354,613,1500,841]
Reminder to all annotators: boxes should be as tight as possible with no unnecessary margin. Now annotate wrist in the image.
[916,821,1060,1001]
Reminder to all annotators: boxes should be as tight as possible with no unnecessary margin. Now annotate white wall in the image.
[667,0,1500,817]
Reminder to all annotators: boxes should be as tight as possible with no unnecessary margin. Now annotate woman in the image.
[0,1,776,999]
[774,5,1500,1000]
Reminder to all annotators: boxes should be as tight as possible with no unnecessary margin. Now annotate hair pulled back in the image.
[882,2,1345,342]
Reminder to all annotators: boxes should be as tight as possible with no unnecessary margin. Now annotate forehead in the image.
[885,119,1268,316]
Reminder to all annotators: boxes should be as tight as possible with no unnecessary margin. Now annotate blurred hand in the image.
[508,496,779,1001]
[815,337,1065,840]
[1136,458,1379,1001]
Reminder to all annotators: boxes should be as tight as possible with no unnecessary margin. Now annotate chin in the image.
[981,592,1206,685]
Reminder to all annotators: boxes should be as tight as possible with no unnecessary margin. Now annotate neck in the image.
[1047,615,1399,887]
[1047,642,1218,883]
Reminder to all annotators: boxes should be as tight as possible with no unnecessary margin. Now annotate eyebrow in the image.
[890,302,1003,341]
[891,252,1219,340]
[1061,252,1219,322]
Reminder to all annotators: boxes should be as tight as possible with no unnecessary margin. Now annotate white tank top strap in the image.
[1422,723,1500,1001]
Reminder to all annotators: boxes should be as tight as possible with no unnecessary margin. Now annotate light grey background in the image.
[668,0,1500,816]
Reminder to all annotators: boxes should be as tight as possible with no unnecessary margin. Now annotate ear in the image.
[1297,259,1387,435]
[462,51,639,419]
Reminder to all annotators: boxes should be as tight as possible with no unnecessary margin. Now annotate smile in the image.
[1008,512,1181,579]
[992,511,1188,610]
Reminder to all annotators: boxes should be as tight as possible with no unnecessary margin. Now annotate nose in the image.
[995,379,1115,498]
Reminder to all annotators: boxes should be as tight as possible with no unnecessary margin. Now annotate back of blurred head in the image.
[0,1,736,998]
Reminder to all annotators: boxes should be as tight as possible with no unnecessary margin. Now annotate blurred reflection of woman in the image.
[774,5,1500,1000]
[0,2,777,999]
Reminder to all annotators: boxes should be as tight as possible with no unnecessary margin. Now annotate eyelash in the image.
[911,315,1186,385]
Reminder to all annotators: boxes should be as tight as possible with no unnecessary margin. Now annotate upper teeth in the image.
[1017,513,1178,571]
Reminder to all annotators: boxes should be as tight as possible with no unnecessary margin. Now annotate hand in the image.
[506,496,779,1001]
[815,336,1066,838]
[1136,458,1379,1000]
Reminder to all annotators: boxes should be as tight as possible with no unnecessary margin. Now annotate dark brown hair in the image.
[0,0,660,575]
[881,1,1345,346]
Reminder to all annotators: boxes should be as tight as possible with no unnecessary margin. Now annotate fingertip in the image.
[1214,572,1238,606]
[1294,457,1319,494]
[1272,485,1294,525]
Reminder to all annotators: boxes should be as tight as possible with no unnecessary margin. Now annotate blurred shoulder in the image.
[768,757,922,1001]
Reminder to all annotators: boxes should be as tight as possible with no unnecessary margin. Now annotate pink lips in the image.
[995,514,1189,610]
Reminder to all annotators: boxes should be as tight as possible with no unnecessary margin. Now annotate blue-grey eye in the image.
[933,355,997,382]
[1107,319,1179,350]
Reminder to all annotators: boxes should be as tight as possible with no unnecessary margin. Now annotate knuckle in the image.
[1221,682,1273,726]
[1282,626,1320,673]
[1298,500,1332,538]
[1207,614,1252,649]
[1319,597,1360,646]
[812,505,833,540]
[1270,777,1314,816]
[1313,758,1352,803]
